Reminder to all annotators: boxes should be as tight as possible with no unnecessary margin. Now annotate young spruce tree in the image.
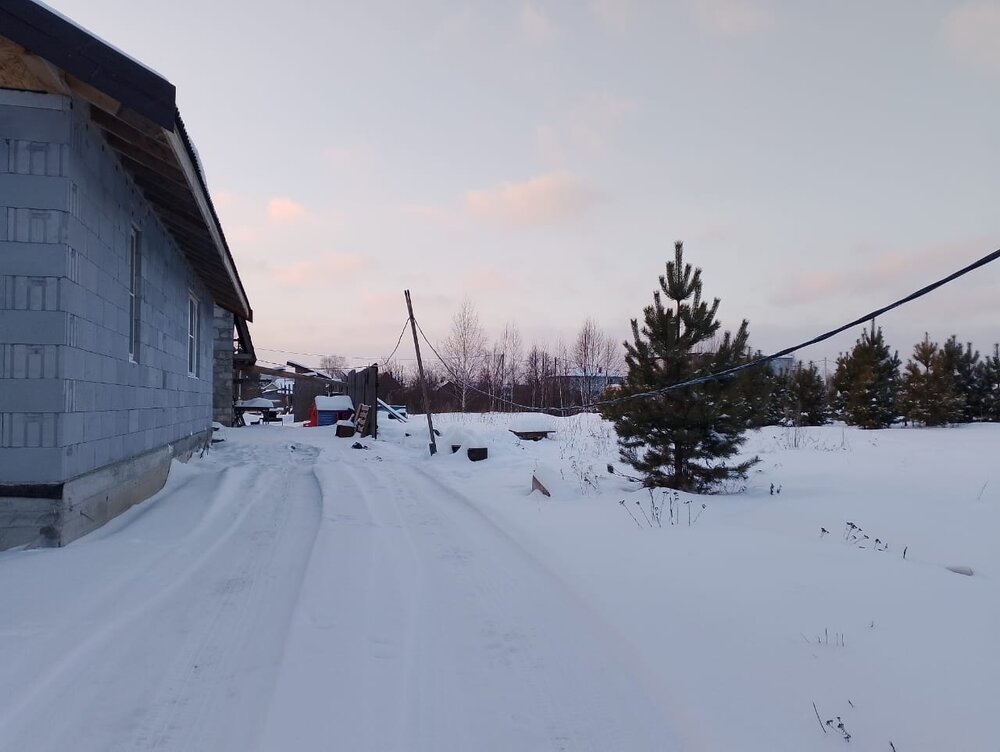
[787,361,830,426]
[981,344,1000,422]
[601,241,758,492]
[831,324,901,429]
[737,351,786,428]
[940,336,982,422]
[899,334,963,426]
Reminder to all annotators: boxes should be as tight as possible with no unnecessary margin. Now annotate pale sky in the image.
[50,0,1000,373]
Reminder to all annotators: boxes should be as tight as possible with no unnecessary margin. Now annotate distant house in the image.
[548,368,624,404]
[766,356,795,377]
[260,375,294,411]
[0,1,254,549]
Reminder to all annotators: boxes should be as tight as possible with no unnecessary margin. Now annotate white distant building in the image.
[767,357,795,377]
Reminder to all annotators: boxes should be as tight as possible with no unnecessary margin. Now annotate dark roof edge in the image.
[0,0,253,322]
[174,112,253,322]
[0,0,175,127]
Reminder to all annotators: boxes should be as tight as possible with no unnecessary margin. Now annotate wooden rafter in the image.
[91,107,178,168]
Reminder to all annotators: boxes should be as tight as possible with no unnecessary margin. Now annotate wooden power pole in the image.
[404,289,437,455]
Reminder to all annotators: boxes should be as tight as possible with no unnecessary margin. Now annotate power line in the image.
[256,346,337,358]
[252,320,412,374]
[255,345,416,362]
[380,320,411,367]
[412,243,1000,414]
[414,318,564,413]
[583,243,1000,410]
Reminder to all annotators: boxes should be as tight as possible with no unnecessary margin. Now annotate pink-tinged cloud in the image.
[267,197,309,223]
[465,171,596,226]
[693,0,774,36]
[323,147,357,168]
[774,238,992,306]
[212,190,236,210]
[273,254,364,288]
[399,202,463,230]
[521,2,553,43]
[942,2,1000,77]
[464,265,514,293]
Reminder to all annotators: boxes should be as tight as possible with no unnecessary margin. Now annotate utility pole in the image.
[404,289,437,455]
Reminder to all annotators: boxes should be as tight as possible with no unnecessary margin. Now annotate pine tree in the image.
[828,355,851,421]
[787,361,830,425]
[831,324,901,429]
[601,241,758,492]
[981,344,1000,422]
[736,352,782,428]
[899,334,963,426]
[768,371,792,426]
[940,336,982,422]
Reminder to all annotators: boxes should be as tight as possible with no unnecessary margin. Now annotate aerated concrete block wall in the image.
[0,90,214,490]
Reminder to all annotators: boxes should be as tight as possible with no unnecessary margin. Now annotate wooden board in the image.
[355,404,371,436]
[510,429,554,441]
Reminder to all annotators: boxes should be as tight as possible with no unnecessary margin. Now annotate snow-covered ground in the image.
[0,415,997,751]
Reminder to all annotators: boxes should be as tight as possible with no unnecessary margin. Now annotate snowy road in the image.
[261,447,678,751]
[0,430,680,751]
[0,439,322,751]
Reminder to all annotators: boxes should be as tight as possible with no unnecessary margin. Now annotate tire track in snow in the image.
[0,442,322,752]
[128,451,322,752]
[378,460,601,751]
[403,461,706,750]
[257,452,427,751]
[0,464,253,739]
[262,447,683,751]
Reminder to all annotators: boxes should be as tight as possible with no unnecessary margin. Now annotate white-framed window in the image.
[187,293,200,377]
[128,229,141,362]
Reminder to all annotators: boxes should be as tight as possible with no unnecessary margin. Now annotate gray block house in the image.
[0,0,255,548]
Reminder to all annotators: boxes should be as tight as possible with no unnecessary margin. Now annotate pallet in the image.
[355,404,371,436]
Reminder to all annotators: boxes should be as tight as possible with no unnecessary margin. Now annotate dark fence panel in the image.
[346,365,378,438]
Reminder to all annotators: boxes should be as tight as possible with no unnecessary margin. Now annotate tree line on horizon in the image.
[373,303,1000,434]
[366,241,999,492]
[377,303,625,414]
[599,241,1000,492]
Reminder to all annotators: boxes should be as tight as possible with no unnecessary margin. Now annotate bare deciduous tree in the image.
[319,354,348,378]
[442,298,487,412]
[491,322,522,411]
[573,318,624,406]
[524,344,545,408]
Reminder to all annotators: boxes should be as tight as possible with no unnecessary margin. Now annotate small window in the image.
[187,294,200,377]
[128,229,141,362]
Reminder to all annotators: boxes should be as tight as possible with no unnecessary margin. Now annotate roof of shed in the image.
[315,395,354,412]
[0,0,253,322]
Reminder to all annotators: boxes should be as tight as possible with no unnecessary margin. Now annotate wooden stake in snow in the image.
[531,473,551,497]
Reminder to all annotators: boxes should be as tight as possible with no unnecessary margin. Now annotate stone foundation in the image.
[0,430,210,550]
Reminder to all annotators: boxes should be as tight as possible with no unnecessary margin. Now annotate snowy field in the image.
[0,414,997,751]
